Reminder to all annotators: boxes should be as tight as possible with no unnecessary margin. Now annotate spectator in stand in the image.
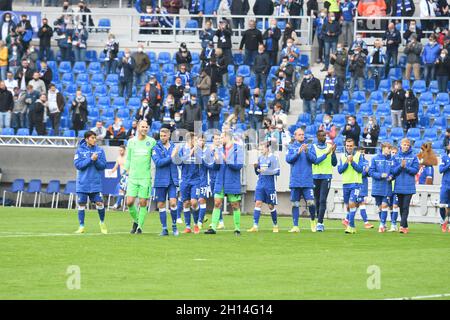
[0,40,7,81]
[349,33,368,55]
[382,22,401,76]
[199,20,215,50]
[117,48,135,99]
[390,0,415,17]
[270,120,291,150]
[143,75,163,120]
[61,0,75,30]
[281,37,300,65]
[329,42,347,99]
[231,0,250,33]
[91,120,108,143]
[403,89,419,130]
[161,94,177,124]
[139,5,159,35]
[196,69,211,111]
[24,84,39,129]
[321,12,340,72]
[282,21,300,48]
[103,33,119,75]
[277,55,295,82]
[404,33,422,82]
[368,39,386,89]
[39,62,52,92]
[214,50,228,88]
[126,120,138,140]
[8,50,20,80]
[176,42,192,70]
[0,80,13,128]
[38,18,53,61]
[206,93,222,130]
[420,0,437,32]
[324,0,341,21]
[342,115,361,146]
[0,13,16,42]
[254,44,270,94]
[46,83,65,136]
[272,70,293,113]
[239,19,263,66]
[362,116,380,154]
[436,49,450,92]
[22,46,39,71]
[443,128,450,151]
[199,0,220,27]
[215,19,233,65]
[314,9,327,63]
[163,0,182,14]
[180,94,202,132]
[30,93,47,136]
[348,45,367,98]
[435,26,447,46]
[16,14,33,53]
[11,88,26,133]
[274,0,289,22]
[4,72,17,93]
[77,1,95,31]
[15,59,35,92]
[132,43,150,92]
[28,71,46,95]
[263,18,282,66]
[323,68,339,115]
[421,34,442,87]
[299,69,321,124]
[72,22,88,62]
[270,91,288,113]
[71,89,88,137]
[200,40,215,69]
[54,19,73,62]
[253,0,274,18]
[318,114,337,143]
[188,0,202,25]
[388,80,406,128]
[307,0,319,17]
[204,56,220,93]
[271,102,288,128]
[134,98,154,125]
[340,0,356,47]
[403,20,423,44]
[287,0,303,30]
[175,63,192,87]
[107,117,127,146]
[230,75,250,123]
[169,76,185,106]
[248,87,266,131]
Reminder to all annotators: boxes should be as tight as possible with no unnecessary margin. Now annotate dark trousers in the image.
[232,18,245,34]
[268,51,278,66]
[397,194,413,228]
[49,112,61,136]
[255,72,267,94]
[233,104,246,123]
[39,46,52,61]
[314,178,331,224]
[30,120,46,136]
[324,97,338,115]
[437,75,448,93]
[384,48,398,76]
[119,79,133,98]
[317,38,324,62]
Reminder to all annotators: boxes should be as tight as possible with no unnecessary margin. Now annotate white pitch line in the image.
[385,293,450,300]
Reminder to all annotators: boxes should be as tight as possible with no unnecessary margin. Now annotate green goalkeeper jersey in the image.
[124,135,157,181]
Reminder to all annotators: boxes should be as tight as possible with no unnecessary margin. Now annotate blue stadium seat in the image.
[85,50,98,62]
[191,64,201,78]
[429,80,439,94]
[47,60,57,73]
[378,79,391,92]
[423,127,439,141]
[42,180,61,208]
[61,73,74,86]
[91,73,105,86]
[2,178,25,207]
[418,113,430,129]
[81,84,92,96]
[148,51,156,64]
[298,54,309,68]
[378,127,388,140]
[332,114,346,128]
[369,91,384,105]
[339,90,349,104]
[427,104,441,118]
[237,65,251,77]
[406,127,421,141]
[401,79,410,90]
[105,74,119,86]
[73,61,87,74]
[94,85,108,98]
[76,73,90,86]
[390,127,404,141]
[77,130,87,138]
[432,116,446,130]
[277,20,286,30]
[304,124,317,139]
[359,103,373,116]
[109,85,120,98]
[375,103,391,117]
[63,130,75,137]
[364,79,376,92]
[412,80,427,94]
[383,115,392,128]
[162,64,175,77]
[88,107,99,118]
[148,63,160,75]
[398,55,407,68]
[117,108,130,119]
[352,91,366,104]
[151,121,162,133]
[185,19,199,30]
[388,67,402,81]
[436,93,450,106]
[87,61,102,75]
[158,52,171,65]
[102,108,115,118]
[233,53,244,66]
[97,96,111,109]
[432,140,444,151]
[58,61,72,74]
[297,113,311,126]
[65,84,77,96]
[16,128,29,136]
[419,91,434,106]
[443,104,450,116]
[112,97,126,109]
[98,18,111,32]
[128,97,141,109]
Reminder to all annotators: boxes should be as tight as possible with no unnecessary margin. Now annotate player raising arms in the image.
[338,138,364,234]
[125,120,157,234]
[285,128,317,233]
[439,148,450,232]
[172,132,201,234]
[369,142,394,233]
[247,142,281,233]
[152,128,180,236]
[205,131,244,235]
[73,131,108,234]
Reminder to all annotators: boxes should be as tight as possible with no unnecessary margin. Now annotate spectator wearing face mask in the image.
[162,0,183,14]
[0,13,16,42]
[180,94,202,132]
[11,87,27,134]
[16,14,33,53]
[403,89,419,130]
[421,34,442,87]
[28,72,46,95]
[349,33,368,55]
[299,69,321,124]
[382,22,401,75]
[403,21,423,44]
[322,68,339,115]
[342,115,361,146]
[329,43,347,98]
[46,83,65,136]
[204,56,220,93]
[126,120,138,140]
[263,18,282,66]
[314,9,327,64]
[15,59,35,92]
[340,0,356,47]
[55,19,73,62]
[248,88,267,131]
[37,18,53,61]
[277,56,295,82]
[362,116,380,154]
[139,5,159,35]
[215,19,233,65]
[206,93,223,130]
[200,40,216,69]
[253,44,270,95]
[321,12,340,72]
[367,39,386,89]
[387,80,406,128]
[196,69,211,111]
[270,120,291,151]
[91,121,108,142]
[271,102,287,128]
[107,117,127,147]
[420,0,437,32]
[270,91,287,113]
[318,114,337,143]
[135,98,153,126]
[390,0,415,18]
[72,22,88,62]
[404,33,423,82]
[30,93,48,136]
[272,71,293,113]
[71,89,88,137]
[199,20,215,50]
[117,48,136,99]
[230,75,250,123]
[22,46,39,71]
[103,33,119,75]
[161,94,176,124]
[175,64,192,87]
[169,76,185,107]
[176,42,192,70]
[239,19,263,66]
[4,72,17,93]
[77,1,95,31]
[435,49,450,92]
[280,38,300,65]
[348,45,367,98]
[23,84,39,129]
[132,43,150,92]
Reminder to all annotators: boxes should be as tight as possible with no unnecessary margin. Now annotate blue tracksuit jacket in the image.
[152,140,179,188]
[74,139,107,193]
[286,141,317,188]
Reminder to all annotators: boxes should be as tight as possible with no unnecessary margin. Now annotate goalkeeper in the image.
[125,120,157,234]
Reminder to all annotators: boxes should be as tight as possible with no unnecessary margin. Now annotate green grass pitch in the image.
[1,207,449,300]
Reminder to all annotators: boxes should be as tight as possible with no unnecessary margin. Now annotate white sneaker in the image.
[176,218,183,224]
[388,225,397,232]
[217,221,225,230]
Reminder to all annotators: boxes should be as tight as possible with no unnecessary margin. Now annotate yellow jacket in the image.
[0,47,8,67]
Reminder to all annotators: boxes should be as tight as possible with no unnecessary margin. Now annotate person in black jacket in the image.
[175,42,192,70]
[215,19,233,65]
[435,49,450,93]
[287,0,303,30]
[37,18,53,61]
[253,44,270,95]
[382,23,401,76]
[204,57,220,93]
[249,87,266,131]
[168,77,185,107]
[77,1,95,31]
[103,34,119,75]
[387,80,406,128]
[239,19,263,66]
[231,0,250,33]
[253,0,274,17]
[342,115,361,146]
[117,48,135,99]
[263,18,282,66]
[30,93,47,136]
[180,94,202,132]
[229,76,250,123]
[403,89,419,131]
[276,56,295,82]
[39,61,53,91]
[362,116,380,154]
[16,14,33,52]
[200,40,216,69]
[0,80,13,129]
[15,59,35,91]
[206,93,222,130]
[71,90,88,137]
[321,12,341,72]
[299,69,321,123]
[134,98,153,126]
